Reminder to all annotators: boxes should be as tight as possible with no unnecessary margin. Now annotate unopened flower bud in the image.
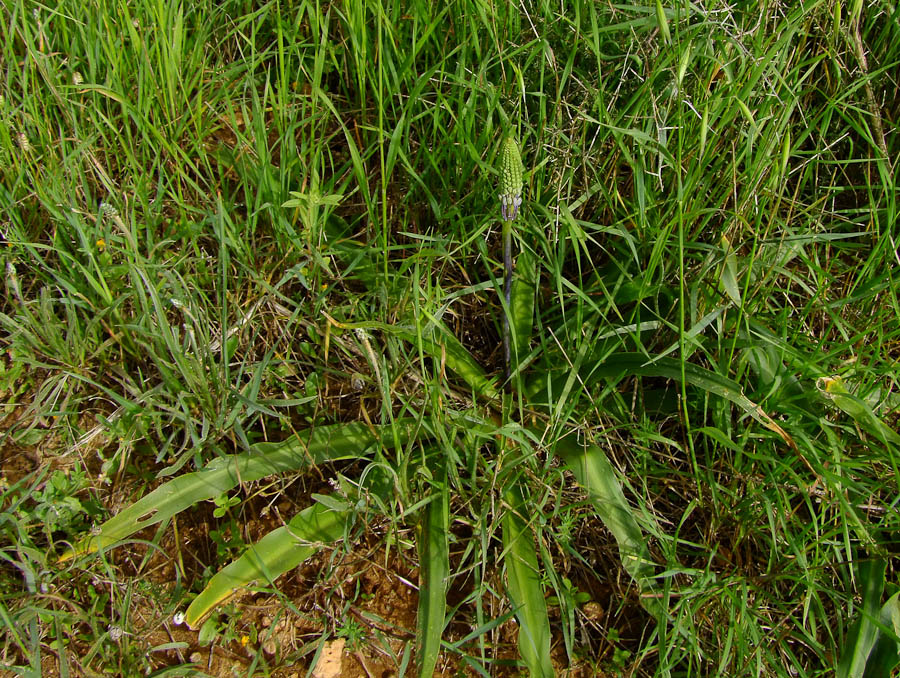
[498,135,524,221]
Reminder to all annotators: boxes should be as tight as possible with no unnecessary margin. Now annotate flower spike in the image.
[499,135,524,221]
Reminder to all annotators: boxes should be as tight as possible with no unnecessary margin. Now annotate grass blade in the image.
[718,235,742,307]
[502,482,554,678]
[184,499,348,628]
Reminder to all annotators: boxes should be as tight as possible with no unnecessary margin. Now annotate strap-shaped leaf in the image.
[838,559,890,678]
[509,250,536,378]
[502,482,554,678]
[396,325,498,400]
[819,376,900,447]
[322,316,498,400]
[416,477,449,677]
[865,592,900,676]
[185,499,349,628]
[528,352,795,448]
[60,421,419,561]
[554,435,663,619]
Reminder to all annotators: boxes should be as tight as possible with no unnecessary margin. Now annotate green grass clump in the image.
[1,0,900,676]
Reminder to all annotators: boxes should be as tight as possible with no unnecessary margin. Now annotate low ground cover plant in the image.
[1,0,899,676]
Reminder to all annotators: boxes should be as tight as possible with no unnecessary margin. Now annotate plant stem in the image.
[503,219,513,379]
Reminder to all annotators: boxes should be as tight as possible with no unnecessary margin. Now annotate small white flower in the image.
[108,625,124,642]
[173,611,185,625]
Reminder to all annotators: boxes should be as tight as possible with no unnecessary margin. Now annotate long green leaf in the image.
[820,376,900,447]
[502,482,554,678]
[322,316,498,399]
[400,326,499,400]
[416,478,449,677]
[554,435,663,619]
[528,352,795,448]
[838,559,887,678]
[865,592,900,677]
[509,250,536,377]
[185,499,349,629]
[60,421,419,561]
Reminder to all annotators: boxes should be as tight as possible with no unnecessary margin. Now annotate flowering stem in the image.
[498,134,523,382]
[503,219,513,378]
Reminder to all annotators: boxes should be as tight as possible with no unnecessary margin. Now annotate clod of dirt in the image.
[312,638,345,678]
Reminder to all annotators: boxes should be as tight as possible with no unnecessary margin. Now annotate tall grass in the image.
[1,0,899,675]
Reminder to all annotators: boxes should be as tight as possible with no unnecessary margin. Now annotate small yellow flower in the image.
[96,238,106,252]
[240,635,250,647]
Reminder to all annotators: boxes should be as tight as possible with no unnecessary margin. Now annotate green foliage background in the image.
[1,0,899,675]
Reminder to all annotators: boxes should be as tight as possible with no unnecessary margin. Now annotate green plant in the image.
[605,629,633,673]
[59,223,829,677]
[336,617,368,652]
[838,560,900,678]
[30,468,101,537]
[3,0,900,675]
[499,133,526,375]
